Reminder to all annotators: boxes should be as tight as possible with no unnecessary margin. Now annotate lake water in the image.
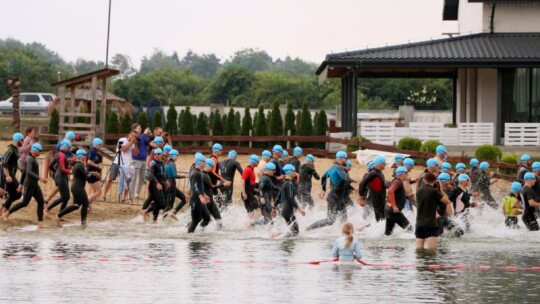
[1,203,539,304]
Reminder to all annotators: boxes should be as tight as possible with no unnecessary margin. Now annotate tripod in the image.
[103,141,133,205]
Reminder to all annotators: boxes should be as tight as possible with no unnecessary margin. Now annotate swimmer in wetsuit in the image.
[297,154,320,209]
[45,139,73,218]
[358,155,387,222]
[384,166,413,236]
[2,143,48,227]
[277,164,305,237]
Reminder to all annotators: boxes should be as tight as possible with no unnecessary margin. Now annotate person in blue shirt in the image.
[130,123,150,199]
[332,222,362,262]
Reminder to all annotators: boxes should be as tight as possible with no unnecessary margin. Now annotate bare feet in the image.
[55,216,62,227]
[140,210,148,222]
[44,209,53,219]
[170,212,178,221]
[2,211,10,222]
[37,221,45,228]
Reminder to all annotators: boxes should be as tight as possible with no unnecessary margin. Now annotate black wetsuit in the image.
[269,157,283,201]
[521,185,539,231]
[384,178,412,236]
[47,151,71,212]
[449,186,473,232]
[202,170,222,226]
[253,173,278,225]
[286,157,301,173]
[219,158,243,207]
[86,147,102,184]
[469,167,480,193]
[164,159,187,214]
[436,186,464,237]
[307,163,352,230]
[175,163,196,214]
[517,166,530,184]
[146,159,167,221]
[359,168,386,222]
[280,178,300,236]
[2,144,22,210]
[476,171,497,209]
[187,168,211,233]
[298,164,320,208]
[8,155,45,221]
[58,162,89,223]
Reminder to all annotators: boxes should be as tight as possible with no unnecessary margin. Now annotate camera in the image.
[118,140,124,148]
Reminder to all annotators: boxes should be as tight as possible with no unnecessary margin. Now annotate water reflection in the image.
[2,241,39,258]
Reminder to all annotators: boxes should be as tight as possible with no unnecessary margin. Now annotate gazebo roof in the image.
[316,32,540,78]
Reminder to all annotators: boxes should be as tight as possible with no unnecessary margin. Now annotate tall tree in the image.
[203,65,254,105]
[298,102,313,147]
[110,53,136,78]
[152,111,163,129]
[254,105,267,147]
[241,107,253,147]
[227,48,273,73]
[137,112,149,130]
[165,106,178,134]
[196,112,209,135]
[284,102,296,135]
[180,50,221,79]
[180,107,194,135]
[212,110,223,136]
[234,111,241,135]
[120,113,132,134]
[268,101,283,136]
[225,108,236,136]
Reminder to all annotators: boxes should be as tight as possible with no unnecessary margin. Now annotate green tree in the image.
[110,53,136,79]
[225,107,236,136]
[152,111,163,129]
[106,111,119,134]
[269,101,283,136]
[298,102,313,147]
[234,111,241,135]
[284,102,296,135]
[241,107,253,146]
[140,49,180,74]
[177,109,185,134]
[314,110,329,149]
[227,48,273,73]
[195,112,209,146]
[49,109,59,135]
[137,111,149,130]
[180,50,221,79]
[254,105,267,147]
[179,107,194,135]
[203,65,254,104]
[120,113,132,134]
[295,111,302,135]
[209,111,215,130]
[165,106,178,134]
[212,110,223,136]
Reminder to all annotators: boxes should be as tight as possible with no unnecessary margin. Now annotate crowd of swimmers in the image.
[1,126,539,253]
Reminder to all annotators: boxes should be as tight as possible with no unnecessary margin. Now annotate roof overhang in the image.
[53,68,120,88]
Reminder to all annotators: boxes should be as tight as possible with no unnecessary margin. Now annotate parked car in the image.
[357,113,374,119]
[0,93,55,114]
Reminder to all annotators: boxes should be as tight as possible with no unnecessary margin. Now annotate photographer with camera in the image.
[103,131,137,201]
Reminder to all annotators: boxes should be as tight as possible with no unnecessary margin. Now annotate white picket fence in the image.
[504,123,540,146]
[361,122,495,146]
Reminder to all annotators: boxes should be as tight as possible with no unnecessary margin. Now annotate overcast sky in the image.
[0,0,483,67]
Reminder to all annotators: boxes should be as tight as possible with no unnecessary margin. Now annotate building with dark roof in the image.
[316,0,540,144]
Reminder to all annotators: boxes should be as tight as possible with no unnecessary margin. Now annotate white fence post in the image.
[458,123,494,146]
[360,122,395,145]
[409,122,444,142]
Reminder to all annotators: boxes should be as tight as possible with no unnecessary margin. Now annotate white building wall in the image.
[476,68,498,143]
[482,2,540,33]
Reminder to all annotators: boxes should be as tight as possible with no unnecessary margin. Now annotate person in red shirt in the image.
[242,154,260,217]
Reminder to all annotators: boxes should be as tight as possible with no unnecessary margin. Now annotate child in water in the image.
[503,182,523,229]
[332,222,362,263]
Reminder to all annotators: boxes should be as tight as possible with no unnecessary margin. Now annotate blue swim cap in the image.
[372,155,386,166]
[346,160,352,168]
[169,149,179,158]
[283,164,295,174]
[511,182,522,193]
[367,162,374,170]
[163,144,172,153]
[65,131,76,139]
[76,149,87,158]
[306,154,314,163]
[403,158,414,167]
[524,172,536,181]
[205,158,215,168]
[12,132,24,142]
[458,174,470,183]
[426,158,438,168]
[479,161,489,171]
[532,162,540,172]
[455,163,466,171]
[438,173,451,182]
[521,154,531,162]
[293,147,302,156]
[249,154,259,164]
[194,153,206,165]
[153,148,163,154]
[395,166,408,176]
[470,158,479,167]
[212,143,222,152]
[262,150,271,159]
[228,150,237,158]
[394,153,404,162]
[154,136,164,144]
[265,163,276,171]
[441,162,452,172]
[272,145,284,153]
[280,150,289,159]
[60,139,72,148]
[336,151,348,159]
[31,143,42,153]
[92,137,103,147]
[436,145,447,155]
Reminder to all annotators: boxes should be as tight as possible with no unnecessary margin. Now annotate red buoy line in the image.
[2,256,540,271]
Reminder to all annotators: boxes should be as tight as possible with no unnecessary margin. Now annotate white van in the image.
[0,93,55,114]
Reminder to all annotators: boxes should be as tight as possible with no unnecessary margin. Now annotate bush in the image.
[475,144,502,161]
[499,153,519,175]
[398,137,422,151]
[420,140,443,154]
[49,109,59,135]
[348,136,371,152]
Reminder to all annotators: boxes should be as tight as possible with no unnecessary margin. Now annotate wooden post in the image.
[286,130,291,149]
[69,85,75,124]
[249,130,252,148]
[99,78,107,137]
[90,76,97,141]
[59,86,66,135]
